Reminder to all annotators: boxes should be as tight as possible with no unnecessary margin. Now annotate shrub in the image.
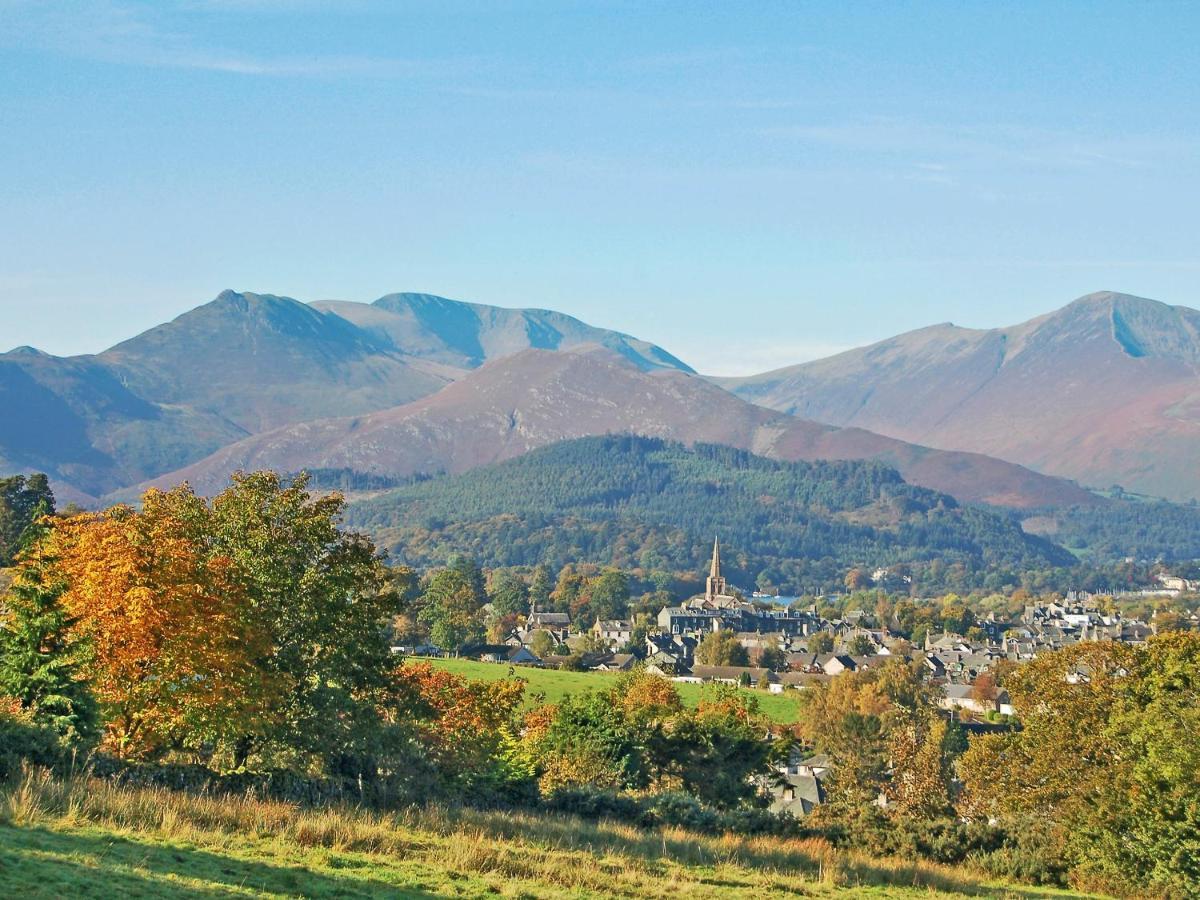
[0,698,63,779]
[542,785,804,838]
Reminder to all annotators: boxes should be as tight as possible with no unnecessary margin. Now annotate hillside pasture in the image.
[417,656,802,724]
[0,770,1100,899]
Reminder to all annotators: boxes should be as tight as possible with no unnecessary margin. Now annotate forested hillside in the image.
[1028,495,1200,562]
[347,436,1074,593]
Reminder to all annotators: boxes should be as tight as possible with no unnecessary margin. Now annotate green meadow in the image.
[419,656,802,724]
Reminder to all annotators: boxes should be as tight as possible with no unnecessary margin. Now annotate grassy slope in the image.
[420,657,802,724]
[0,772,1099,900]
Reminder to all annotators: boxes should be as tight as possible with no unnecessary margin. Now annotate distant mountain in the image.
[343,435,1076,592]
[99,291,454,433]
[718,292,1200,501]
[134,346,1096,509]
[0,289,690,499]
[313,292,692,373]
[0,348,245,501]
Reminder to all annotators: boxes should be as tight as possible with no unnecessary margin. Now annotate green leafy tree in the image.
[587,570,631,621]
[848,634,875,656]
[529,564,554,610]
[573,631,610,655]
[488,570,529,619]
[551,567,586,613]
[420,568,485,655]
[158,472,404,769]
[528,630,557,659]
[448,555,487,607]
[757,645,786,671]
[670,684,771,807]
[695,630,750,667]
[538,690,645,791]
[961,634,1200,897]
[807,631,835,654]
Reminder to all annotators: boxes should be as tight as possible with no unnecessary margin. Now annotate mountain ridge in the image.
[0,289,691,499]
[124,345,1097,510]
[718,291,1200,500]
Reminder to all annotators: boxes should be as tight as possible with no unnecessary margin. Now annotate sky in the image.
[0,1,1197,375]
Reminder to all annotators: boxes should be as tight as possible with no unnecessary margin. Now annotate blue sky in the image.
[1,1,1197,374]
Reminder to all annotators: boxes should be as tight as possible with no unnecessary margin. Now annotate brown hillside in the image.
[719,292,1200,501]
[134,346,1095,509]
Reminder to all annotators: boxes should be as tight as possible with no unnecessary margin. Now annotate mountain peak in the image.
[1041,291,1200,363]
[722,290,1200,501]
[325,290,694,374]
[1060,290,1162,313]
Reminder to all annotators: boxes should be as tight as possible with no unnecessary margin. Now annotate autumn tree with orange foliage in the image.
[390,662,526,788]
[142,474,406,771]
[36,473,407,773]
[798,657,950,813]
[50,496,274,760]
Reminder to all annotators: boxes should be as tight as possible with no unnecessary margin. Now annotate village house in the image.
[593,619,634,646]
[591,653,637,672]
[939,682,1013,717]
[761,749,831,818]
[527,610,572,643]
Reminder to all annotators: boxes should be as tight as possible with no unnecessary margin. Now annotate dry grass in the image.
[0,768,1096,898]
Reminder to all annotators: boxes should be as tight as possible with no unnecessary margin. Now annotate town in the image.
[400,539,1194,718]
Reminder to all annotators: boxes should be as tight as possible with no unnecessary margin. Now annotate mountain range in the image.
[3,287,1197,521]
[129,344,1090,509]
[718,292,1200,501]
[0,290,689,502]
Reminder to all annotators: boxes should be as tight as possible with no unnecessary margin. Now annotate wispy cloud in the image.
[0,0,460,77]
[760,115,1199,173]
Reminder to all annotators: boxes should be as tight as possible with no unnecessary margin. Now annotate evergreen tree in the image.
[447,555,487,607]
[488,570,529,619]
[0,474,55,566]
[0,524,97,745]
[529,564,554,610]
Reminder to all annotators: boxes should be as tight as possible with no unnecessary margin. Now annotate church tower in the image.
[705,537,727,601]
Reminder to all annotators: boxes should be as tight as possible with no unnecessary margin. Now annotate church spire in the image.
[705,537,726,601]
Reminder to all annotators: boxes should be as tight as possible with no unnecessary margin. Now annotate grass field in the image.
[0,769,1101,899]
[416,656,802,724]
